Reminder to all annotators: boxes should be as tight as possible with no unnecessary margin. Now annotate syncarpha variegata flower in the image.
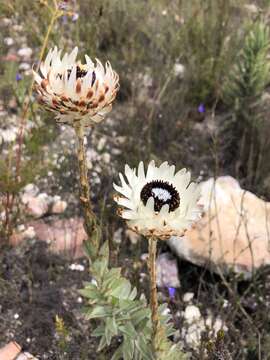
[114,161,201,239]
[33,47,119,127]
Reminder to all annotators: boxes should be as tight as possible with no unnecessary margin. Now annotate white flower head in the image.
[33,46,119,127]
[114,161,201,240]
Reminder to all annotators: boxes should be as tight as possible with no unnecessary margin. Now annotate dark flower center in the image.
[140,180,180,212]
[57,67,96,85]
[73,66,88,79]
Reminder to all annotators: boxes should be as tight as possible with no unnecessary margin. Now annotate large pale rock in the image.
[0,342,38,359]
[169,176,270,277]
[0,342,21,359]
[11,217,87,258]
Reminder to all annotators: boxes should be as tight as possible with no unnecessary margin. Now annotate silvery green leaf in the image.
[122,336,135,360]
[79,286,100,300]
[131,308,150,325]
[85,305,111,319]
[158,303,168,314]
[92,324,105,337]
[157,340,188,360]
[135,318,150,334]
[104,323,113,345]
[91,258,108,279]
[119,322,137,338]
[103,268,122,288]
[118,299,141,314]
[139,293,147,303]
[83,240,98,261]
[82,281,98,288]
[128,287,137,300]
[105,276,126,295]
[110,279,131,299]
[135,337,153,360]
[164,324,177,337]
[99,240,109,260]
[97,335,107,352]
[111,344,124,360]
[105,317,118,344]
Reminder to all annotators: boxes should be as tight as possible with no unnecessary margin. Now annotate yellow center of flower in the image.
[140,180,180,212]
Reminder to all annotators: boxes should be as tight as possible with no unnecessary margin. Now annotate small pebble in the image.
[183,292,194,303]
[69,263,85,272]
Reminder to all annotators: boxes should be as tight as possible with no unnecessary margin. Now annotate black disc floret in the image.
[140,180,180,212]
[65,66,96,85]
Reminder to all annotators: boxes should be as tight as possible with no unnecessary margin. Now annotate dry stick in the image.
[3,145,13,238]
[74,124,100,254]
[148,236,159,352]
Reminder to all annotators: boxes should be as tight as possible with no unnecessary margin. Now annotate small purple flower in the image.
[198,103,205,114]
[16,73,22,81]
[168,287,176,299]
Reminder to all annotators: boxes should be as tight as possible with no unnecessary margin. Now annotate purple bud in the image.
[198,103,205,114]
[16,73,22,81]
[168,287,176,299]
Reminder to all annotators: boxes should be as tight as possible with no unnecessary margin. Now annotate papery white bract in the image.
[114,161,201,239]
[33,47,119,127]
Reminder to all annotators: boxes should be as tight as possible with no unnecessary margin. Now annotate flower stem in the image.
[148,235,159,352]
[74,124,101,256]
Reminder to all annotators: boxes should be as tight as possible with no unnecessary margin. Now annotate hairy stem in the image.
[148,236,159,352]
[74,124,100,256]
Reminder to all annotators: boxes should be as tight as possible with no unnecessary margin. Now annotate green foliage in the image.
[84,0,251,174]
[80,242,152,359]
[79,0,180,68]
[224,21,270,104]
[221,20,270,186]
[0,4,62,241]
[0,119,57,194]
[80,241,187,359]
[1,0,61,49]
[55,315,70,354]
[178,0,243,103]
